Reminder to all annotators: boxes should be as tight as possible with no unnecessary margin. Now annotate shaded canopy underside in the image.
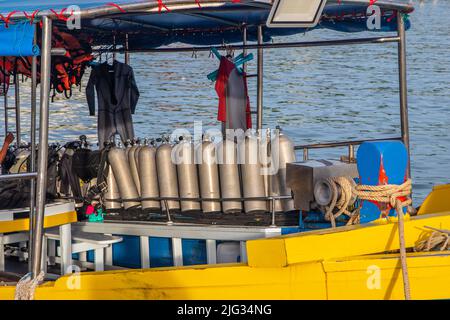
[0,0,414,48]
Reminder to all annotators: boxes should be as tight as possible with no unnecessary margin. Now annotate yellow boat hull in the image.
[2,251,450,300]
[1,185,449,300]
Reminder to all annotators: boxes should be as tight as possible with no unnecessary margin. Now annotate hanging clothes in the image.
[51,27,93,97]
[0,58,10,95]
[0,133,14,172]
[0,26,93,99]
[86,60,140,148]
[215,56,252,131]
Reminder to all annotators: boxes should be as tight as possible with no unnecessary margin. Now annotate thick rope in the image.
[353,179,412,300]
[415,227,450,252]
[14,271,44,300]
[321,177,358,227]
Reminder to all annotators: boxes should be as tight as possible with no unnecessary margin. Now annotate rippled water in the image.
[0,0,449,205]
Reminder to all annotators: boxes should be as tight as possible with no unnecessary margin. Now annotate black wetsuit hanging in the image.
[86,60,140,148]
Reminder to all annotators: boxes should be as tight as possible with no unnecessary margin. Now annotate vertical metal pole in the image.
[113,35,117,61]
[256,25,263,132]
[242,24,247,73]
[31,16,52,278]
[397,12,410,162]
[14,73,21,145]
[396,11,412,300]
[3,58,8,137]
[125,34,130,65]
[28,26,38,271]
[348,144,355,162]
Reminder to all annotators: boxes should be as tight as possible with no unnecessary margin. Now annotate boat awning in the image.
[0,0,414,49]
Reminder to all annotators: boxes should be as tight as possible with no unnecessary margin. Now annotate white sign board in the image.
[266,0,327,28]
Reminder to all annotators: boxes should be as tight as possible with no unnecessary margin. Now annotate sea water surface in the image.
[0,0,448,205]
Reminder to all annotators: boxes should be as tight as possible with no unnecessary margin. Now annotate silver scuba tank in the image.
[175,137,201,212]
[261,129,282,212]
[134,141,142,176]
[196,136,221,213]
[263,129,283,213]
[156,140,180,212]
[104,166,122,210]
[277,131,296,212]
[269,173,284,213]
[217,139,242,213]
[239,133,267,214]
[128,142,141,196]
[108,146,140,209]
[139,140,160,211]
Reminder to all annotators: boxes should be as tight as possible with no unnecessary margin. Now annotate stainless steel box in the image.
[286,160,358,211]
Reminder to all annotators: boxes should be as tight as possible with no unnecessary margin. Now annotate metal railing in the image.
[295,136,402,161]
[0,172,38,181]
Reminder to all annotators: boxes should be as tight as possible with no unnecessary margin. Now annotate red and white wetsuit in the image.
[215,56,252,131]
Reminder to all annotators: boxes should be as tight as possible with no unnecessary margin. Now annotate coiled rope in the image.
[415,226,450,252]
[14,271,44,300]
[321,177,359,228]
[353,179,413,300]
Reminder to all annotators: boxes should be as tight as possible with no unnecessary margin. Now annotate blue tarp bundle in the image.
[0,22,39,57]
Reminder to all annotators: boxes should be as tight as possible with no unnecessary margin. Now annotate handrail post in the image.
[3,58,8,137]
[397,12,410,172]
[28,24,38,271]
[31,16,52,279]
[348,144,355,162]
[14,73,21,145]
[256,25,263,132]
[125,33,130,65]
[303,148,309,161]
[242,24,248,73]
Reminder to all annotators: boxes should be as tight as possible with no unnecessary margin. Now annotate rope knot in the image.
[353,179,412,219]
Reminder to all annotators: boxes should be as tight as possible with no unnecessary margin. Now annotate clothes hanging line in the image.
[91,35,400,54]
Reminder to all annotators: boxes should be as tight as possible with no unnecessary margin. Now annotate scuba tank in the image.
[156,136,180,212]
[139,139,160,211]
[261,129,282,213]
[104,166,122,210]
[276,129,296,212]
[261,129,283,213]
[239,133,267,214]
[127,139,141,196]
[196,135,221,213]
[134,140,142,177]
[217,139,242,213]
[175,136,201,212]
[108,145,140,209]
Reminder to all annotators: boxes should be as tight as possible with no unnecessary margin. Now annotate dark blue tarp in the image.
[0,1,413,50]
[0,0,146,13]
[0,0,413,15]
[0,22,39,56]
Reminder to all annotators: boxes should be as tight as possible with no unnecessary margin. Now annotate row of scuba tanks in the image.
[104,129,297,215]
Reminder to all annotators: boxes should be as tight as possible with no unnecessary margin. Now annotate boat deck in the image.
[104,209,300,227]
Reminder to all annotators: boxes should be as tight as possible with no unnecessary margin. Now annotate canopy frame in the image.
[0,1,411,280]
